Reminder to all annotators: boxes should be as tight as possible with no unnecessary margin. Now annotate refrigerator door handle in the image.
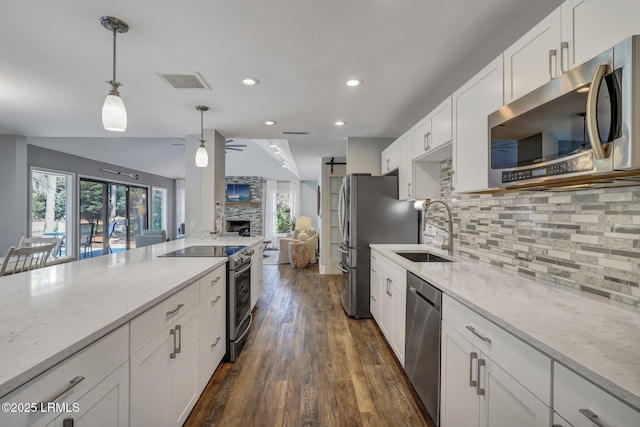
[338,244,349,254]
[338,262,349,273]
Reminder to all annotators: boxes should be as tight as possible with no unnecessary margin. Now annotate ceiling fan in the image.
[170,138,247,152]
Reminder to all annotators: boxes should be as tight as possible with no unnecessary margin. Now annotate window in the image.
[30,169,74,256]
[275,191,293,233]
[151,187,167,231]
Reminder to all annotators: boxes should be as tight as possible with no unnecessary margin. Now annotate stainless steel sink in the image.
[395,252,453,263]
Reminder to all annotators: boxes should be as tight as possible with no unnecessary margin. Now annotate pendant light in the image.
[100,16,129,132]
[195,105,210,167]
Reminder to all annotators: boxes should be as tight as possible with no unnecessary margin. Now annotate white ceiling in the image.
[1,0,562,181]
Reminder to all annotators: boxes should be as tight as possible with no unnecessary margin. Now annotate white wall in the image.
[300,180,318,230]
[0,135,28,254]
[346,137,394,175]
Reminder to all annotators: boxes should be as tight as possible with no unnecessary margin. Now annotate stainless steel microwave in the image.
[488,35,640,190]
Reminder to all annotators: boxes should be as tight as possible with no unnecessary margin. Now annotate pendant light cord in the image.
[200,109,204,143]
[112,29,117,84]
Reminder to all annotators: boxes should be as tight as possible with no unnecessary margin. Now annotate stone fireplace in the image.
[227,220,251,237]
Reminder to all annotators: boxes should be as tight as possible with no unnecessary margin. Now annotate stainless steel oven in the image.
[226,247,253,362]
[488,35,640,190]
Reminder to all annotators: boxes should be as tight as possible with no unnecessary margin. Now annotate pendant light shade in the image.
[195,105,210,168]
[102,93,127,131]
[100,16,129,132]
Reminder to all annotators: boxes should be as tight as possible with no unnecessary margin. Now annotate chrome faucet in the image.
[422,199,454,256]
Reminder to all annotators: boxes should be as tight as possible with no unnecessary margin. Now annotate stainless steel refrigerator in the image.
[338,173,419,318]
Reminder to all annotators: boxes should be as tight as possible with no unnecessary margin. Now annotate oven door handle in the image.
[234,261,252,276]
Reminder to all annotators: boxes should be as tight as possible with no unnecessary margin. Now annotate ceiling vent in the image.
[281,131,310,135]
[157,73,210,89]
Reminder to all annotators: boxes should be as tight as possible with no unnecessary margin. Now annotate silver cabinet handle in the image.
[166,303,184,317]
[210,276,221,286]
[579,409,612,427]
[586,64,611,160]
[426,132,431,150]
[170,328,177,359]
[386,158,390,170]
[40,376,85,405]
[423,133,428,151]
[549,49,557,79]
[210,336,221,350]
[466,325,492,343]
[560,41,569,73]
[387,278,392,296]
[469,352,477,387]
[476,358,485,395]
[211,295,222,306]
[175,324,182,354]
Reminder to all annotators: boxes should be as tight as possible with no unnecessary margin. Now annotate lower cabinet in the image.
[369,253,382,322]
[553,362,640,427]
[250,242,264,310]
[130,304,200,427]
[441,321,550,427]
[370,252,407,366]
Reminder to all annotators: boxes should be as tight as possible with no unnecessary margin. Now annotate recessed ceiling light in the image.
[265,120,276,126]
[345,79,362,87]
[242,78,260,86]
[334,121,346,126]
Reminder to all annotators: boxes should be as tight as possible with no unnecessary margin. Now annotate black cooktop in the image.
[160,245,246,257]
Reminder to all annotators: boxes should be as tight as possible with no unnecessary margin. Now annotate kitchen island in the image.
[0,236,261,400]
[371,243,640,420]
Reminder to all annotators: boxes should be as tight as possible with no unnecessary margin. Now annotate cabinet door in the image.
[504,7,561,104]
[429,96,453,151]
[452,54,504,193]
[562,0,640,70]
[54,362,129,427]
[441,321,480,427]
[398,131,413,200]
[412,115,430,159]
[171,306,200,427]
[480,356,550,427]
[369,254,382,323]
[379,274,393,340]
[130,325,172,427]
[389,279,406,367]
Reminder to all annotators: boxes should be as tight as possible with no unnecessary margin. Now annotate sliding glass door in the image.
[79,178,148,258]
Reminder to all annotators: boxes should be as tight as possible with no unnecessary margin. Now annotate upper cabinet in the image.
[562,0,640,69]
[381,139,399,175]
[452,55,504,194]
[503,7,562,104]
[397,130,414,200]
[412,96,453,160]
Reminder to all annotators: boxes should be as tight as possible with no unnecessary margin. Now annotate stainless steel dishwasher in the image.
[405,271,442,426]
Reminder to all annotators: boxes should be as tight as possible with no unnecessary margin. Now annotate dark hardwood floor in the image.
[185,264,434,427]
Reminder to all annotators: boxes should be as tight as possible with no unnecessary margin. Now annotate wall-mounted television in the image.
[226,184,250,202]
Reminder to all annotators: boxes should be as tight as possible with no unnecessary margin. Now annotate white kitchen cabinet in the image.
[412,96,453,159]
[554,362,640,427]
[381,139,399,175]
[369,252,382,322]
[561,0,640,71]
[199,266,227,391]
[374,253,407,366]
[504,7,562,103]
[441,321,550,427]
[130,302,200,427]
[250,242,264,310]
[0,325,129,427]
[397,130,413,200]
[452,54,504,193]
[51,362,129,427]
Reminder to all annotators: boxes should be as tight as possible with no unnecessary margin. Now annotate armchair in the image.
[278,230,318,264]
[134,229,167,248]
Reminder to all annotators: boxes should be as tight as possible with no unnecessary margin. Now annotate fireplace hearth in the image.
[227,220,251,237]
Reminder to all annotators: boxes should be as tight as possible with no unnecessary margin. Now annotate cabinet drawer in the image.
[554,363,640,427]
[199,265,226,302]
[0,325,129,427]
[130,281,199,355]
[442,295,551,405]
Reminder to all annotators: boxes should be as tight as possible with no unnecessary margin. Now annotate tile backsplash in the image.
[423,159,640,307]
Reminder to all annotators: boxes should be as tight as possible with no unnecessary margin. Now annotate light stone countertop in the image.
[0,236,262,398]
[370,243,640,412]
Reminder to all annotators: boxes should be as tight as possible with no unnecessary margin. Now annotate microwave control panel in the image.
[501,154,594,183]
